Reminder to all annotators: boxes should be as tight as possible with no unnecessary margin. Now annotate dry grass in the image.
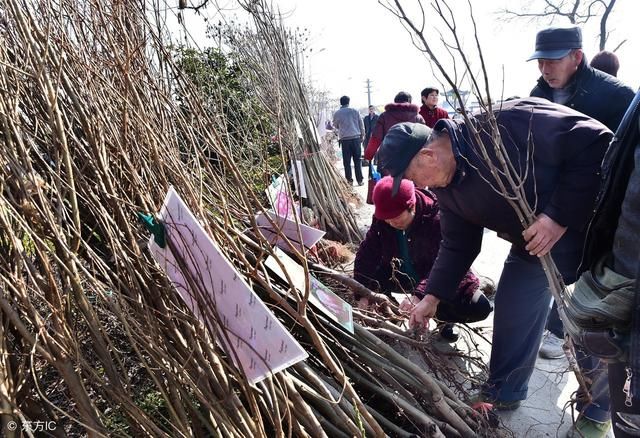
[0,0,501,436]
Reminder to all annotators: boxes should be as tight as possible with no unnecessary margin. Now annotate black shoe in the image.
[357,181,364,186]
[439,323,459,342]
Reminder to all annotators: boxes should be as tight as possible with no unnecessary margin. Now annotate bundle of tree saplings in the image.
[0,0,506,436]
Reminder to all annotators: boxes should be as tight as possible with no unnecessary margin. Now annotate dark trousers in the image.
[485,249,554,402]
[484,247,610,422]
[436,291,493,323]
[386,289,492,324]
[576,343,611,422]
[546,299,564,338]
[340,138,363,184]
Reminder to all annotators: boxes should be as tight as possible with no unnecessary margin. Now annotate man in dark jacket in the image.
[354,176,493,340]
[376,98,612,412]
[575,91,640,438]
[529,26,634,133]
[363,105,379,149]
[364,91,425,160]
[530,27,634,361]
[528,27,635,437]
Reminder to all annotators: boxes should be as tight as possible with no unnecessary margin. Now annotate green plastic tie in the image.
[137,212,166,248]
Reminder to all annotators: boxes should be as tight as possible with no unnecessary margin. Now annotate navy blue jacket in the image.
[531,58,635,132]
[426,98,613,301]
[363,113,379,146]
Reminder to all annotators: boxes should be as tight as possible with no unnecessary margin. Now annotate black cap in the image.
[527,26,582,61]
[377,122,432,196]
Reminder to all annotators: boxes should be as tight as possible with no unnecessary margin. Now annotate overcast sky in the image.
[175,0,639,111]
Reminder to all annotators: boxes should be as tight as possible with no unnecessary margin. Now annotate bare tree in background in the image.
[501,0,623,51]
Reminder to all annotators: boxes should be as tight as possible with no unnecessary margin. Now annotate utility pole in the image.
[364,79,372,107]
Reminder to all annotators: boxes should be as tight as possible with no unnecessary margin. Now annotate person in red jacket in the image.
[364,91,425,161]
[419,86,450,128]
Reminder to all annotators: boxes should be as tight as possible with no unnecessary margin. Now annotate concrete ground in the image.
[339,158,614,437]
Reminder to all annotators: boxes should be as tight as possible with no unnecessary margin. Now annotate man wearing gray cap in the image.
[528,26,635,437]
[375,99,612,417]
[529,26,634,132]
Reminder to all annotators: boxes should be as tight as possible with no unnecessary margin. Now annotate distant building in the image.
[443,89,473,117]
